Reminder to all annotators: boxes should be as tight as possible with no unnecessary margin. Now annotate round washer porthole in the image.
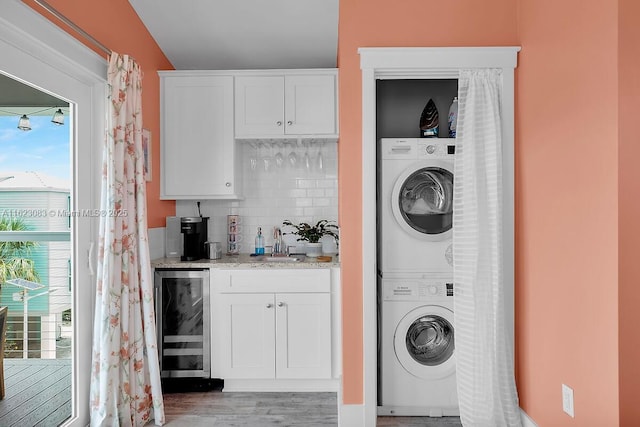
[394,305,455,380]
[391,159,454,242]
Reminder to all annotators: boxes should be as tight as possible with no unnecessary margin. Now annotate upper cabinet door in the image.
[234,72,337,138]
[235,75,285,136]
[161,74,239,199]
[284,74,336,135]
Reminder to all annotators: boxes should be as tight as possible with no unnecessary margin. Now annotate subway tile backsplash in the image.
[175,141,339,254]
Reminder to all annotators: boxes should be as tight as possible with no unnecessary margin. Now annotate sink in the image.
[260,256,304,262]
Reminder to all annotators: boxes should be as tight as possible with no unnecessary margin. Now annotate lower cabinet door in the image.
[220,293,276,379]
[275,293,332,379]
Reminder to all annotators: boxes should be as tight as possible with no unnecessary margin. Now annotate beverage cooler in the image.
[154,268,210,378]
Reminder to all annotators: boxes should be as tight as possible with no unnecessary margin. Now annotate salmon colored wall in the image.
[24,0,175,228]
[516,0,620,425]
[30,0,640,421]
[337,0,518,404]
[618,0,640,424]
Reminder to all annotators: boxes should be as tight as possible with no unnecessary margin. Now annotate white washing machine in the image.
[378,276,458,417]
[378,138,455,276]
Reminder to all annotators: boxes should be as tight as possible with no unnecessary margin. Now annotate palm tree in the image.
[0,218,39,288]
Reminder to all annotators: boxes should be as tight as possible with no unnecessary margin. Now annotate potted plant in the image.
[282,219,339,257]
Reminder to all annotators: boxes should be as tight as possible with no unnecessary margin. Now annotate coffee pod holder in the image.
[227,215,240,255]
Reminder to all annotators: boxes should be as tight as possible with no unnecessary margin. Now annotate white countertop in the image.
[152,253,340,269]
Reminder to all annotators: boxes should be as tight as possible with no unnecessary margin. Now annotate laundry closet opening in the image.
[376,79,458,139]
[375,78,461,419]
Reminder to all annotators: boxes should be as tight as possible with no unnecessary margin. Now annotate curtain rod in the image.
[32,0,112,57]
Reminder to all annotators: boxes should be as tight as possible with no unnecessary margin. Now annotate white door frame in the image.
[348,47,520,427]
[0,1,106,425]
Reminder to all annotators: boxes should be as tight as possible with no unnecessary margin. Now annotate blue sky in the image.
[0,115,70,181]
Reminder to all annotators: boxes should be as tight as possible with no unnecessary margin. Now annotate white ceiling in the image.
[0,1,338,108]
[128,0,339,70]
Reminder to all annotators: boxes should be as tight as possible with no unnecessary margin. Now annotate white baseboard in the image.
[521,407,538,427]
[339,403,364,427]
[223,378,339,392]
[337,404,536,427]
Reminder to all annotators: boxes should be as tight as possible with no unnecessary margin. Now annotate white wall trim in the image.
[358,47,520,425]
[339,403,364,427]
[0,2,107,426]
[0,0,106,85]
[521,408,538,427]
[359,47,520,73]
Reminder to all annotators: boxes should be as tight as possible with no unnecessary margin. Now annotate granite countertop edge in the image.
[151,254,340,269]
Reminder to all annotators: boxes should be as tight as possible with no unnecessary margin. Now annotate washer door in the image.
[394,305,455,380]
[391,160,454,241]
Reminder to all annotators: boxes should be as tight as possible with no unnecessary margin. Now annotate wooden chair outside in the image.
[0,306,7,400]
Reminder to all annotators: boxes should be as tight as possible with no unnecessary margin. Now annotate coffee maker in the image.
[180,216,209,261]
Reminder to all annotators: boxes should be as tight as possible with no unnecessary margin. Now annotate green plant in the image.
[0,218,39,288]
[282,219,339,244]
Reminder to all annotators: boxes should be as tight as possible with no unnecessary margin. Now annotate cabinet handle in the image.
[276,121,282,126]
[287,121,293,126]
[277,302,284,307]
[266,303,273,308]
[225,182,231,187]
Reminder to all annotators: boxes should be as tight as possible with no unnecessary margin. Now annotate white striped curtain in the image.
[453,69,521,427]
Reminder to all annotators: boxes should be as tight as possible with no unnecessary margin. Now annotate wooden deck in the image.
[0,359,71,427]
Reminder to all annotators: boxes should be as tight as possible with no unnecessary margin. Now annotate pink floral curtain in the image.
[90,53,165,426]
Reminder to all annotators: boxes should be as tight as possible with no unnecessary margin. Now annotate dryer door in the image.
[391,160,454,241]
[394,305,455,380]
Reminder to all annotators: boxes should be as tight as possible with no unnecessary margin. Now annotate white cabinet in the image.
[212,268,336,390]
[218,293,276,379]
[235,72,337,138]
[159,72,241,200]
[219,292,331,379]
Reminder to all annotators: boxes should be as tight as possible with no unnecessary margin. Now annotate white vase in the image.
[305,242,323,258]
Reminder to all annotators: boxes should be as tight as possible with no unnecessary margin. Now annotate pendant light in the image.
[17,114,31,131]
[1,106,67,131]
[51,108,64,125]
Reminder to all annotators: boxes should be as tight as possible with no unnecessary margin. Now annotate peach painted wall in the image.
[24,0,176,228]
[337,0,518,404]
[29,1,639,421]
[516,0,620,425]
[618,0,640,424]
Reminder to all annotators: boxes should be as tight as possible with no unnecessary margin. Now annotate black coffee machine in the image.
[180,216,209,261]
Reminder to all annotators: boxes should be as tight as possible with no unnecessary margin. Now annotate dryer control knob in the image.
[428,285,438,295]
[426,145,436,154]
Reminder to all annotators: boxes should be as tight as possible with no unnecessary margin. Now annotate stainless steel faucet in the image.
[272,227,284,255]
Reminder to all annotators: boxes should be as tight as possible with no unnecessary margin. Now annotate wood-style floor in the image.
[162,391,462,426]
[377,415,463,426]
[163,391,338,426]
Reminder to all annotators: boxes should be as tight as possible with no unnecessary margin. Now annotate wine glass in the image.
[303,141,311,172]
[316,142,324,172]
[260,142,273,173]
[288,142,298,169]
[274,142,284,168]
[248,142,258,172]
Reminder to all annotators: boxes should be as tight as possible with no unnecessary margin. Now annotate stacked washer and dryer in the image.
[377,137,458,417]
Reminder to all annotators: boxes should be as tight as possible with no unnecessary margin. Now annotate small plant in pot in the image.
[282,219,339,257]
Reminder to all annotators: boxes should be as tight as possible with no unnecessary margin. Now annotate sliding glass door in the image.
[0,2,107,425]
